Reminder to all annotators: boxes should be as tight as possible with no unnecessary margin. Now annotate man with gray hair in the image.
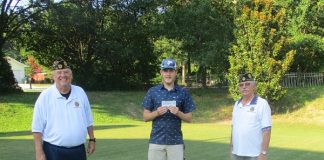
[32,58,96,160]
[230,73,272,160]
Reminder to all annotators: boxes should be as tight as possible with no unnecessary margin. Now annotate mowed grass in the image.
[0,86,324,159]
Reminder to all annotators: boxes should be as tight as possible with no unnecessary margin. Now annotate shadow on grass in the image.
[0,124,138,138]
[0,92,40,107]
[1,139,324,160]
[0,131,31,137]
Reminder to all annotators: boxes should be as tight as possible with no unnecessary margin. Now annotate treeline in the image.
[0,0,323,101]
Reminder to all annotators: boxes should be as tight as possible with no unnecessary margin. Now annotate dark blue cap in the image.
[52,58,70,70]
[239,73,254,82]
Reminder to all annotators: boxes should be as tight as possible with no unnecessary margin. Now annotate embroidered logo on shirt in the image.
[74,101,80,108]
[250,107,255,112]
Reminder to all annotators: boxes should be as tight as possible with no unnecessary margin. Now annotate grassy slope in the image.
[1,86,323,132]
[272,86,324,125]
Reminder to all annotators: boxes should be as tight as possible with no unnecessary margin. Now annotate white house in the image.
[5,56,28,83]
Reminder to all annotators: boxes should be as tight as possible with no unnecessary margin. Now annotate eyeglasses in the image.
[239,82,251,87]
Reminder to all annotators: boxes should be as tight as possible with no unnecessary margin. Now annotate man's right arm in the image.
[33,132,46,160]
[229,126,233,159]
[143,107,168,122]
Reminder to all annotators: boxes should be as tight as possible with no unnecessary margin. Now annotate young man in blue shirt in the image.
[142,58,196,160]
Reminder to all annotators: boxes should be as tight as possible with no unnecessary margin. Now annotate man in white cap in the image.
[142,58,196,160]
[32,58,96,160]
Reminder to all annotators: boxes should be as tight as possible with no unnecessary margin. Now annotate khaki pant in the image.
[148,144,184,160]
[231,154,257,160]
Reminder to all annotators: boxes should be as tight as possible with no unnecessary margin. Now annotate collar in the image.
[238,95,258,105]
[53,84,77,100]
[158,84,180,91]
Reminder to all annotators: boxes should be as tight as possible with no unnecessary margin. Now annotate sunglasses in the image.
[239,82,251,87]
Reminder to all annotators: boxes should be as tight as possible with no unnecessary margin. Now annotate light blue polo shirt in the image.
[32,84,93,147]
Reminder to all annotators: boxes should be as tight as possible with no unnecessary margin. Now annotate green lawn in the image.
[1,87,324,159]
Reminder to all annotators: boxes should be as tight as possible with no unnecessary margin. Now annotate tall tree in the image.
[26,0,161,90]
[28,1,100,88]
[153,37,186,84]
[285,0,324,72]
[227,0,295,101]
[94,0,161,89]
[0,0,42,93]
[161,0,234,87]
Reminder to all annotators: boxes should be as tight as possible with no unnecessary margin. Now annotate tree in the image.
[26,0,160,90]
[27,1,100,88]
[153,37,187,84]
[227,0,295,101]
[0,0,42,93]
[285,0,324,72]
[288,34,323,72]
[94,0,161,89]
[161,0,234,87]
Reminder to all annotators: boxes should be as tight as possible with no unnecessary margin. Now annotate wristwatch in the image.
[261,150,267,155]
[89,138,96,143]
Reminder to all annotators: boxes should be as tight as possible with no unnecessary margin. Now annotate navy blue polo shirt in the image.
[142,84,196,145]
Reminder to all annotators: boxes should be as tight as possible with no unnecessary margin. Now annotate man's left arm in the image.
[87,126,96,156]
[258,129,271,160]
[258,99,272,160]
[169,107,192,122]
[169,89,195,123]
[83,91,95,156]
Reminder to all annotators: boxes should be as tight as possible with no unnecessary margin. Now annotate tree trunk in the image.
[200,65,207,88]
[186,56,192,87]
[187,55,191,75]
[181,61,186,85]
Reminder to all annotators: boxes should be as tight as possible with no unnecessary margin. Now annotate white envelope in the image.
[161,100,176,107]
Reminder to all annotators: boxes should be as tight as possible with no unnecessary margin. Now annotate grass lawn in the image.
[0,86,324,159]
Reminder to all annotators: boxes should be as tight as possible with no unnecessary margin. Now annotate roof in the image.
[5,56,28,70]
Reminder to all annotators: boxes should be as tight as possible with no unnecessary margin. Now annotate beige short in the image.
[148,144,184,160]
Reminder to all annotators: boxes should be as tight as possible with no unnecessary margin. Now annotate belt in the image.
[43,141,84,149]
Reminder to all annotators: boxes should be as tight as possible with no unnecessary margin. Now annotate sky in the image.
[9,0,62,7]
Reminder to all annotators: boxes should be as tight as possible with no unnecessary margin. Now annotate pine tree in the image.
[0,55,21,94]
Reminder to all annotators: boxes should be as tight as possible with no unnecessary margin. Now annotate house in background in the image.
[5,56,28,83]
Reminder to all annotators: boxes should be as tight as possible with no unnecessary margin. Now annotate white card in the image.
[162,100,176,107]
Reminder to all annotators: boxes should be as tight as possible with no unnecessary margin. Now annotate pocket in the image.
[244,110,258,124]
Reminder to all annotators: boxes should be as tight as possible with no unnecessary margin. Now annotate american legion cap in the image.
[239,73,254,83]
[52,58,70,70]
[160,58,177,70]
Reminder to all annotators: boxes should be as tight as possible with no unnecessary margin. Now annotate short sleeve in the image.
[231,101,239,125]
[182,89,196,113]
[32,93,46,133]
[82,90,93,127]
[142,89,153,111]
[260,100,272,128]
